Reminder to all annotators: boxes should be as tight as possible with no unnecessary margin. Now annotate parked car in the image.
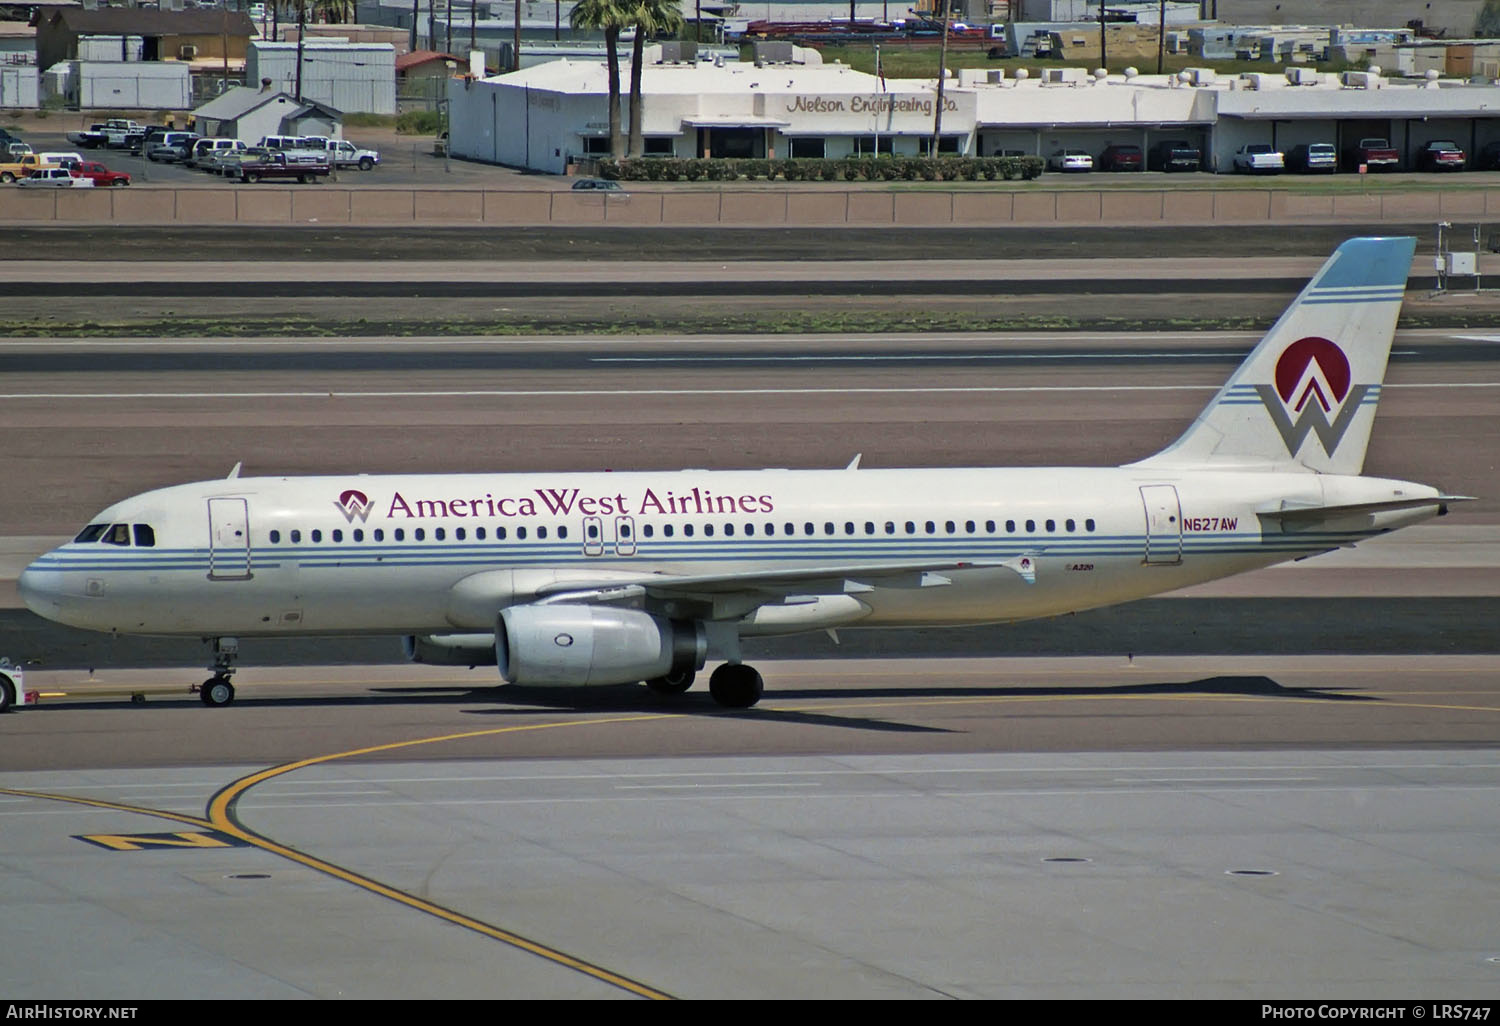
[1147,139,1201,172]
[1345,137,1399,171]
[1047,148,1093,172]
[4,141,32,159]
[1097,143,1143,171]
[187,137,245,169]
[1286,142,1337,173]
[72,161,130,187]
[1415,139,1466,171]
[17,167,93,188]
[571,177,623,191]
[146,132,199,162]
[1233,143,1284,174]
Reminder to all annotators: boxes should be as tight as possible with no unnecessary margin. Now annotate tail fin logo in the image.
[1256,337,1373,458]
[336,489,373,522]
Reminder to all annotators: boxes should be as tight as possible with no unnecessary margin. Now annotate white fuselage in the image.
[19,466,1438,639]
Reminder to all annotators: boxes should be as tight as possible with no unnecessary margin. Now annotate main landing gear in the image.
[198,637,238,707]
[645,663,765,708]
[708,663,763,709]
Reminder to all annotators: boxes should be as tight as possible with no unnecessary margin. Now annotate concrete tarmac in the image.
[1,310,1496,997]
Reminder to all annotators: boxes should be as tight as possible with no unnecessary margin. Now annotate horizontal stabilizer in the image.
[1258,495,1473,522]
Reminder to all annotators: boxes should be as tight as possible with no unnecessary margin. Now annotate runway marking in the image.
[8,687,1499,996]
[0,382,1495,401]
[2,716,685,1002]
[591,352,1241,363]
[205,715,683,1001]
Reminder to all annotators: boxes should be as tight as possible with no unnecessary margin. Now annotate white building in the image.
[0,65,38,108]
[193,85,343,142]
[247,40,396,114]
[450,46,1500,174]
[42,59,192,109]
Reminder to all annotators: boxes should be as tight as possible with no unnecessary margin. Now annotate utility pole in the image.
[1098,0,1107,71]
[930,0,949,157]
[513,0,521,70]
[1157,0,1165,74]
[295,0,306,100]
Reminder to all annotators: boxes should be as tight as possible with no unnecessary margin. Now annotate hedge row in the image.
[595,155,1045,182]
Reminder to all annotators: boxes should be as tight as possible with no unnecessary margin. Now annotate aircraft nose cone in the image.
[17,563,63,619]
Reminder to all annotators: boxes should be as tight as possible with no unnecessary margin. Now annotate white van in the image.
[186,137,245,169]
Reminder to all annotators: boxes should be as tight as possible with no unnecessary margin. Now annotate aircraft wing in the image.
[533,555,1040,608]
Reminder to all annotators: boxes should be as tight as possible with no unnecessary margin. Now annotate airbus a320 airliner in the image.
[16,237,1468,710]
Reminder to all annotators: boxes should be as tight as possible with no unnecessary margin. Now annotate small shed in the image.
[193,84,341,142]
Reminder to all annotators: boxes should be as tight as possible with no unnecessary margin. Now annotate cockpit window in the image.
[133,524,156,547]
[102,523,131,546]
[74,524,108,543]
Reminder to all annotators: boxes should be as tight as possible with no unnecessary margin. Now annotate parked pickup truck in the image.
[1347,137,1400,171]
[17,167,94,188]
[0,153,57,182]
[72,161,131,187]
[236,152,332,183]
[66,119,146,149]
[1232,143,1284,174]
[312,138,381,170]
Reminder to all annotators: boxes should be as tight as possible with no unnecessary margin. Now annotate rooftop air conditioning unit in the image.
[178,44,198,59]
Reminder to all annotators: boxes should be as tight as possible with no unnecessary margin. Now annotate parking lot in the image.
[2,122,549,189]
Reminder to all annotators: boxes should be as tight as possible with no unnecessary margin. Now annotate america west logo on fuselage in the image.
[335,488,373,523]
[1255,336,1375,457]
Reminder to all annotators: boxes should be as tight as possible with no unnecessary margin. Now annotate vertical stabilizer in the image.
[1132,236,1416,475]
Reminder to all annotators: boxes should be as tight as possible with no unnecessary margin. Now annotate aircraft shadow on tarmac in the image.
[29,675,1376,726]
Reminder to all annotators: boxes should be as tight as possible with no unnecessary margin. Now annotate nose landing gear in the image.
[197,637,238,707]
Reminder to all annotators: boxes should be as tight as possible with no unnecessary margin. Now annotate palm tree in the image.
[625,0,683,158]
[570,0,630,159]
[311,0,354,24]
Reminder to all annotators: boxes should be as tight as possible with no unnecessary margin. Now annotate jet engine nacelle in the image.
[497,604,706,687]
[402,632,499,667]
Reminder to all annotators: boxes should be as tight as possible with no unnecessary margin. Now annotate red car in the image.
[72,161,131,186]
[1415,140,1465,172]
[1099,144,1144,171]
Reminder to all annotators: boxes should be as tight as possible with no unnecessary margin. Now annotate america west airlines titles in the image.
[376,486,778,522]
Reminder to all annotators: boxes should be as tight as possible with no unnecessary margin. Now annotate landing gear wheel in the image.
[708,663,763,709]
[200,676,235,707]
[646,669,695,695]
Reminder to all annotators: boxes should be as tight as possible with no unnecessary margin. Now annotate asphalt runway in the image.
[1,293,1497,995]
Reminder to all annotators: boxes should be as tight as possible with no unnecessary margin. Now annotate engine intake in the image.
[497,604,706,687]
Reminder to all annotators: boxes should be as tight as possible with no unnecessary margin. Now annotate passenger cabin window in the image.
[270,530,281,544]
